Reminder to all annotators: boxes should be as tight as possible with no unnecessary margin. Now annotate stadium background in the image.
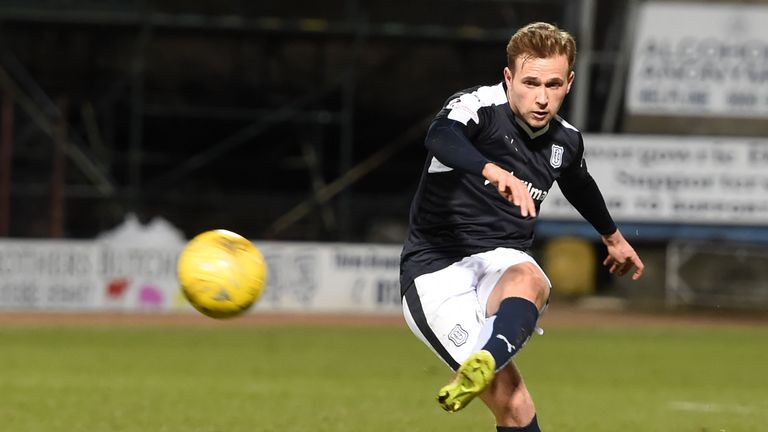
[0,1,767,431]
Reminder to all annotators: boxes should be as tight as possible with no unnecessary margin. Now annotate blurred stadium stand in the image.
[0,0,634,241]
[2,0,768,308]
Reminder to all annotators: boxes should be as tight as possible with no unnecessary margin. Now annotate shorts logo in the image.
[550,144,564,168]
[448,324,469,347]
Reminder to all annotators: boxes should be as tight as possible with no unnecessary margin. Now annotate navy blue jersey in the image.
[400,82,614,293]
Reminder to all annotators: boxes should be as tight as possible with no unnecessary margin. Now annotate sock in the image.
[481,297,539,371]
[497,414,540,431]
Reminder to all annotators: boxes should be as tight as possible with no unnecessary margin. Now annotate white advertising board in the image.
[253,242,402,314]
[97,243,188,312]
[541,135,768,225]
[0,240,100,310]
[0,237,403,314]
[626,2,768,117]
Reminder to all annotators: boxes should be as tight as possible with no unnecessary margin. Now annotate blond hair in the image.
[506,22,576,73]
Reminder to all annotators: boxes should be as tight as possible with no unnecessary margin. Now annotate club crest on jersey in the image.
[550,144,564,168]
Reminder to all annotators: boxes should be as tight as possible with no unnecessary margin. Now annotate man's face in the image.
[504,54,574,129]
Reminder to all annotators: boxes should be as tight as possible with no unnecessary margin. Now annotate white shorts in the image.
[402,247,550,370]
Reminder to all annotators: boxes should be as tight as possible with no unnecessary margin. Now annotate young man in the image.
[399,22,644,431]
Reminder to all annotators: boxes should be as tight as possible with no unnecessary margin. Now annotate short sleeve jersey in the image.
[400,82,586,291]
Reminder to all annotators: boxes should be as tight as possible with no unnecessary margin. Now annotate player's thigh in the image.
[475,248,551,315]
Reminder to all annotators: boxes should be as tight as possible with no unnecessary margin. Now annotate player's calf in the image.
[482,296,540,371]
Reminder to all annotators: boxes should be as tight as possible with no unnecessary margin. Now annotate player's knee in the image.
[498,263,550,310]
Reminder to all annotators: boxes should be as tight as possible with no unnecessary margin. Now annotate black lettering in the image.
[47,284,90,304]
[0,282,39,306]
[728,93,757,107]
[375,279,401,305]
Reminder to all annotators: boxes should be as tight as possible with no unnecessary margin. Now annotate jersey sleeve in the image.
[557,134,618,235]
[423,92,490,175]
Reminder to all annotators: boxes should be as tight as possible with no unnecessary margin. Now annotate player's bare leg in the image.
[437,262,548,413]
[480,361,539,430]
[486,262,550,316]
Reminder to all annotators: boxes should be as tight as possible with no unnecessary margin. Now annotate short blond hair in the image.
[506,22,576,73]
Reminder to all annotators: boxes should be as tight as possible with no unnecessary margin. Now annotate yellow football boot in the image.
[437,350,496,412]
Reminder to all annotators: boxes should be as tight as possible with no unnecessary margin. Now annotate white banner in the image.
[98,244,187,312]
[541,135,768,225]
[0,240,99,310]
[627,2,768,117]
[253,242,402,313]
[0,236,403,314]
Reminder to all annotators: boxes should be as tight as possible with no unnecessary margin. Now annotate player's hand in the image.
[601,229,644,280]
[482,163,536,217]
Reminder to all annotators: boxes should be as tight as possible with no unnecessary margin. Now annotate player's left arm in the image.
[600,229,644,280]
[557,137,644,280]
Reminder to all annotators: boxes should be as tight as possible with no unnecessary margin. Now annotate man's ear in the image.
[503,67,513,84]
[566,70,575,93]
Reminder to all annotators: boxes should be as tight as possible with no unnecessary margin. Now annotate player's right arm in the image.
[424,93,536,217]
[481,163,537,217]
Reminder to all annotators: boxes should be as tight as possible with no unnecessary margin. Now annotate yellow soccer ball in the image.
[177,229,267,319]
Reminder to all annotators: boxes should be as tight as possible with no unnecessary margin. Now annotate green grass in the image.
[0,323,766,431]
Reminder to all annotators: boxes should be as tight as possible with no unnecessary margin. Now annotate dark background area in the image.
[0,0,635,241]
[3,1,768,309]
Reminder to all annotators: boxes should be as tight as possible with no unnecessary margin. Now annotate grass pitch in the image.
[1,317,766,431]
